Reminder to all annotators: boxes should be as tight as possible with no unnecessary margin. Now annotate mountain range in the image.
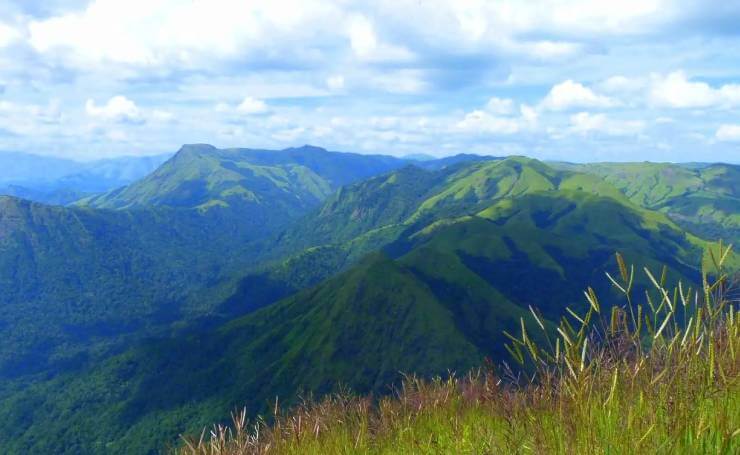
[556,161,739,242]
[0,144,736,453]
[0,152,172,205]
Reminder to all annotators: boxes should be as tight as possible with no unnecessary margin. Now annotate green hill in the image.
[78,144,408,211]
[175,245,739,455]
[0,146,423,382]
[269,156,667,277]
[0,152,734,454]
[0,196,259,377]
[556,162,740,243]
[0,158,712,453]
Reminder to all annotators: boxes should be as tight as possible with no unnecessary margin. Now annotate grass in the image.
[176,241,739,454]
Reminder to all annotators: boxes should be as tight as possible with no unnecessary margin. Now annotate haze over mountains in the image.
[0,152,171,205]
[0,144,737,453]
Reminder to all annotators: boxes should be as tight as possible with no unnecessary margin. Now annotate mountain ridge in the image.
[0,145,735,454]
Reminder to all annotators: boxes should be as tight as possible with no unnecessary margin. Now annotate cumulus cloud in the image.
[215,96,270,115]
[0,22,20,47]
[20,0,694,75]
[28,0,339,67]
[150,110,175,123]
[456,100,538,136]
[519,104,539,125]
[1,1,740,162]
[86,96,143,123]
[597,75,646,94]
[515,40,582,60]
[649,71,740,108]
[541,80,615,111]
[236,96,269,114]
[568,112,644,136]
[485,97,514,115]
[715,124,740,142]
[348,15,377,58]
[346,14,413,63]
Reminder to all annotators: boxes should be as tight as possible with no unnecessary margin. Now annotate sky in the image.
[0,1,739,162]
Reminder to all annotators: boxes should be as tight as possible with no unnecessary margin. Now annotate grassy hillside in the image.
[0,147,498,451]
[0,169,711,453]
[0,144,432,378]
[216,156,641,320]
[77,144,409,211]
[78,145,329,212]
[268,156,706,281]
[558,162,740,243]
[179,246,739,454]
[0,153,734,454]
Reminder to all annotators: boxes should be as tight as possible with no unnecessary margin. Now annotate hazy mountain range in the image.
[0,151,172,205]
[0,144,736,453]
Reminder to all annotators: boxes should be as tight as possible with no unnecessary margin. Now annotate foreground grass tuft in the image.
[177,242,739,454]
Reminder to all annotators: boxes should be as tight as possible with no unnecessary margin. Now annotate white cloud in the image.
[18,0,718,75]
[4,1,740,163]
[545,0,667,34]
[715,124,740,142]
[649,71,716,108]
[518,40,582,60]
[0,100,63,135]
[485,97,514,115]
[236,96,269,114]
[348,15,377,58]
[86,96,143,123]
[569,112,644,136]
[346,14,413,63]
[28,0,339,66]
[598,75,646,94]
[327,75,345,91]
[151,110,174,123]
[456,110,521,135]
[519,104,538,125]
[0,22,20,48]
[365,0,677,65]
[541,80,615,111]
[192,76,330,101]
[649,71,740,108]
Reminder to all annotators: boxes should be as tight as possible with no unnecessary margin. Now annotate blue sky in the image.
[0,0,739,162]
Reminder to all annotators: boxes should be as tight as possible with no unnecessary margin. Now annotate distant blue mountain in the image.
[0,151,171,204]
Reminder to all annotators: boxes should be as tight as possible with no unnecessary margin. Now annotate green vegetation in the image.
[178,244,739,454]
[77,144,408,211]
[0,196,244,375]
[557,161,740,244]
[0,158,716,453]
[0,145,417,378]
[0,148,736,453]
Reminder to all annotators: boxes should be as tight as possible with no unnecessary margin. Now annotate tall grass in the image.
[177,242,739,454]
